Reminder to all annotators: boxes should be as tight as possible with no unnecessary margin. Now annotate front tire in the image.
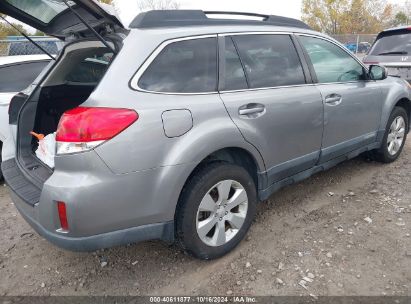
[375,107,408,163]
[176,162,257,260]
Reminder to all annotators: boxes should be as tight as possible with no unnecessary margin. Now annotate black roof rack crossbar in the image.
[130,10,312,30]
[204,11,271,20]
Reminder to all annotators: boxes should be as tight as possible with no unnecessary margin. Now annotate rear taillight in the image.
[57,201,69,231]
[56,107,138,155]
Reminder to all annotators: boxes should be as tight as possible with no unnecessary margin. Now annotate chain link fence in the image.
[331,34,378,57]
[0,37,63,57]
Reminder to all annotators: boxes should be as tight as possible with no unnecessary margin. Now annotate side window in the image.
[223,37,248,91]
[138,38,218,93]
[0,61,49,93]
[299,36,365,83]
[232,34,306,89]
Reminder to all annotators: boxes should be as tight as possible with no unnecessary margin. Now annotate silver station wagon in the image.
[1,1,410,260]
[363,26,411,83]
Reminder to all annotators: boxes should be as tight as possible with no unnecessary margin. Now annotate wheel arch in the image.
[379,84,411,140]
[173,146,265,221]
[189,147,262,188]
[394,98,411,131]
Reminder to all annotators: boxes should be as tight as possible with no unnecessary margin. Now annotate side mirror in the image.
[369,65,388,80]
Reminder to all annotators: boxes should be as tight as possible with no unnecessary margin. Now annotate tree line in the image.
[4,0,407,38]
[302,0,411,35]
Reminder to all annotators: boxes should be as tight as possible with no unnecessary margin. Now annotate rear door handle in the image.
[325,94,342,106]
[239,104,266,116]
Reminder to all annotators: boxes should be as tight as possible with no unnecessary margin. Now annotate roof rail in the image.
[205,11,271,20]
[130,10,312,30]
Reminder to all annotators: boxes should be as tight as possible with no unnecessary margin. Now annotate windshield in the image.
[369,31,411,55]
[5,0,74,24]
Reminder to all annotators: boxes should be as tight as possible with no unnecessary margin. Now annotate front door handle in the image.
[239,103,266,116]
[325,94,342,106]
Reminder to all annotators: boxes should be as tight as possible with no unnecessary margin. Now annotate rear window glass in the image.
[369,31,411,56]
[66,55,112,83]
[0,61,49,92]
[5,0,74,24]
[138,38,218,93]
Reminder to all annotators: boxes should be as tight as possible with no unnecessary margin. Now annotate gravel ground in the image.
[0,143,410,297]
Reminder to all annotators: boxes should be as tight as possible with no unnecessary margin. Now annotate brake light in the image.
[56,107,138,155]
[57,201,69,231]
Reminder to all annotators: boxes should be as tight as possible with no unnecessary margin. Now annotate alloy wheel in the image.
[196,180,248,247]
[387,116,406,156]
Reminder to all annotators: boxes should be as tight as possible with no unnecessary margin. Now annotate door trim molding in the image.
[261,151,320,186]
[319,131,377,164]
[258,140,380,201]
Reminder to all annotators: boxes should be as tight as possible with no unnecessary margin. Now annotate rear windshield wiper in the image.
[377,51,408,56]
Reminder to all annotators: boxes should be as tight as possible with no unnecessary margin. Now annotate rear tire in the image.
[176,162,257,260]
[374,107,408,163]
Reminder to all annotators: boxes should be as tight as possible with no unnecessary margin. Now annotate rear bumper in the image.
[11,189,174,251]
[1,155,189,251]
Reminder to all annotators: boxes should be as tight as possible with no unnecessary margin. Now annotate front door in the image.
[219,34,324,186]
[298,35,384,163]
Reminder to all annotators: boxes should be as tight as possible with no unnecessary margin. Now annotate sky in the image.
[6,0,410,33]
[116,0,302,26]
[115,0,409,27]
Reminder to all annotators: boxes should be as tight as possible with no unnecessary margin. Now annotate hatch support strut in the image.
[62,0,117,54]
[0,15,55,60]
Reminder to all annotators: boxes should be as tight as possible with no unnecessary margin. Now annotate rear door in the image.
[298,35,384,163]
[219,33,324,186]
[0,0,124,39]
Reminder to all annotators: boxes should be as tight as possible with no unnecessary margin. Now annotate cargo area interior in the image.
[16,40,114,185]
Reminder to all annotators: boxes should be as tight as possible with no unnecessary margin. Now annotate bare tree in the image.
[137,0,180,11]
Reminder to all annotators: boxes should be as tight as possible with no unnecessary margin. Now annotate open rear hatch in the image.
[0,0,124,39]
[0,1,125,204]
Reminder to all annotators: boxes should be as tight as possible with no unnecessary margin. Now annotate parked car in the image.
[345,42,357,53]
[1,1,411,260]
[358,42,371,53]
[0,55,51,181]
[364,26,411,83]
